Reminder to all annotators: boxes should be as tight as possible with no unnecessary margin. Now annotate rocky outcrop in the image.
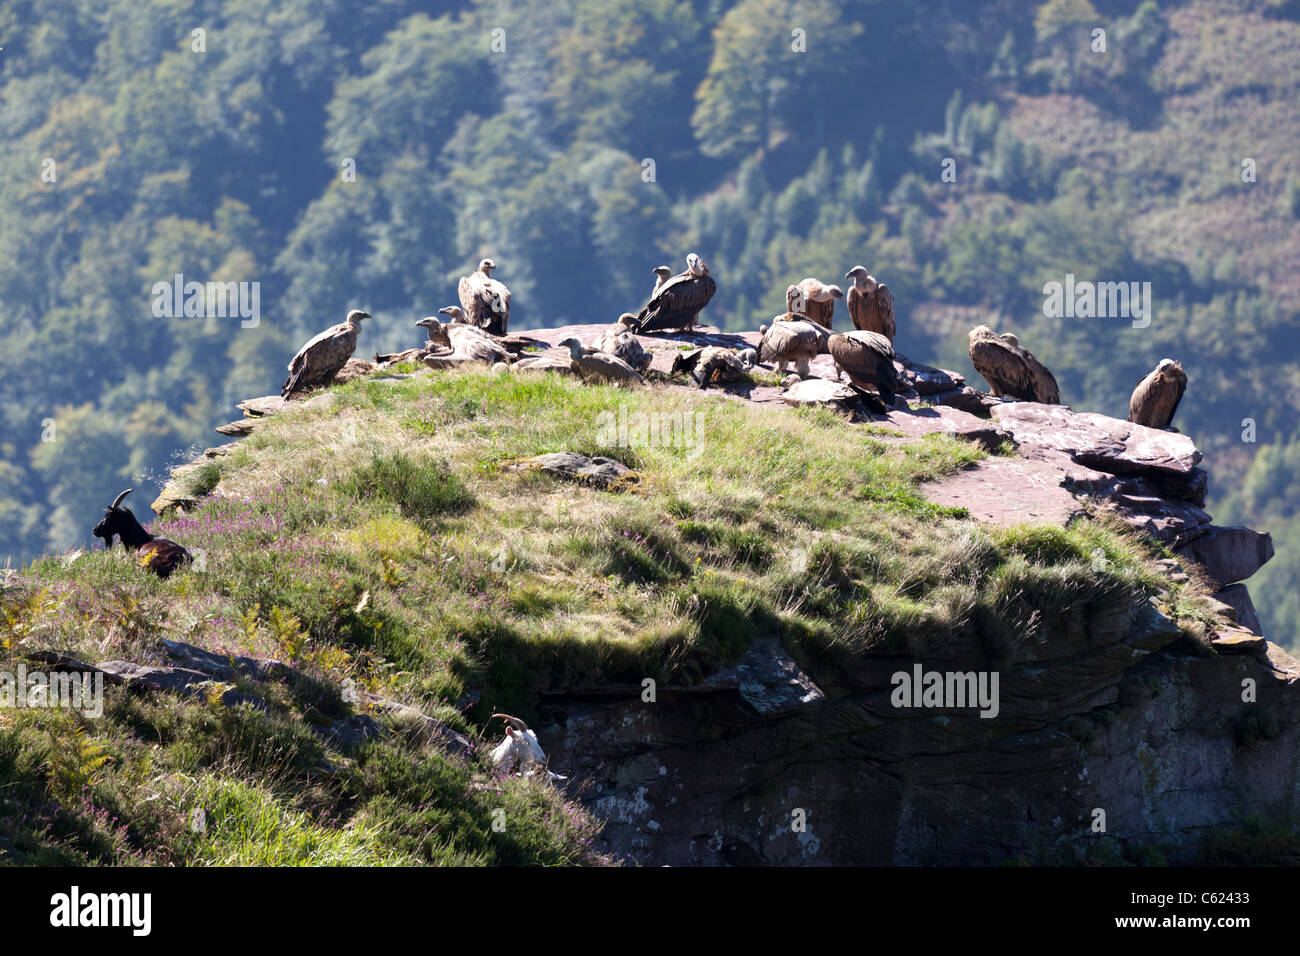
[1175,527,1275,588]
[543,596,1300,865]
[180,321,1284,866]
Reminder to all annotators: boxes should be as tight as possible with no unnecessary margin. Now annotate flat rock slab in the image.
[97,660,267,710]
[884,404,1012,451]
[922,455,1084,527]
[781,378,860,409]
[922,386,997,418]
[513,349,577,375]
[237,395,293,417]
[1175,526,1275,587]
[1209,628,1268,654]
[161,638,289,682]
[508,452,635,489]
[991,403,1202,482]
[215,419,256,436]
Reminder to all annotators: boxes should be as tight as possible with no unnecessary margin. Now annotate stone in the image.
[895,354,966,396]
[316,714,388,748]
[923,386,997,418]
[331,357,375,385]
[732,638,825,716]
[507,452,635,489]
[923,455,1083,527]
[885,404,1013,450]
[781,378,859,408]
[1214,583,1263,636]
[161,638,289,682]
[513,350,577,375]
[990,403,1204,502]
[1208,628,1267,654]
[96,660,267,710]
[215,419,256,436]
[237,395,293,417]
[1175,526,1275,587]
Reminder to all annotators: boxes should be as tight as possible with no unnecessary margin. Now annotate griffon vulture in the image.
[967,325,1060,404]
[672,346,749,388]
[1128,359,1186,429]
[598,315,652,373]
[630,253,716,333]
[845,267,895,340]
[282,309,369,397]
[416,312,511,365]
[558,337,647,386]
[458,258,512,335]
[651,266,673,296]
[828,331,898,406]
[758,319,823,377]
[793,277,844,329]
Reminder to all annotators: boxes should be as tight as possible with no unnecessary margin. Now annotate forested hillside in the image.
[1,0,1297,642]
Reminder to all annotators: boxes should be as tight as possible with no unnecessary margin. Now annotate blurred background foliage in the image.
[1,0,1298,644]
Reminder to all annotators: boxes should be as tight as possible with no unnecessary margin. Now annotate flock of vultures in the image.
[92,254,1188,578]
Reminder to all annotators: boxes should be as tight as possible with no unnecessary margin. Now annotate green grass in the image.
[0,365,1216,866]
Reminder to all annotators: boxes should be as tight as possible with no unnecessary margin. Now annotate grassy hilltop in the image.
[0,366,1235,865]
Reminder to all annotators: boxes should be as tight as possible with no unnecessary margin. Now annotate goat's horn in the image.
[490,712,529,731]
[110,489,134,509]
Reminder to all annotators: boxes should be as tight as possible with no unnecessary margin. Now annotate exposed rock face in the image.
[990,403,1204,499]
[1175,527,1275,588]
[545,601,1300,865]
[1215,583,1263,636]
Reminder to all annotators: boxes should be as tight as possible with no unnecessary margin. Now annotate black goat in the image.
[91,489,192,578]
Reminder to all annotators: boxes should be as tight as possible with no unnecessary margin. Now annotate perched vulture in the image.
[1128,359,1186,429]
[282,309,369,398]
[845,266,896,340]
[630,253,716,333]
[828,331,899,406]
[558,337,646,386]
[651,266,673,296]
[793,277,844,329]
[458,258,512,335]
[417,312,511,365]
[437,305,543,354]
[967,325,1060,404]
[598,315,652,373]
[672,346,749,388]
[758,319,823,377]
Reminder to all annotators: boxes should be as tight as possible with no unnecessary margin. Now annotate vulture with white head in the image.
[793,277,844,329]
[651,265,673,296]
[845,267,895,340]
[630,253,716,333]
[1128,359,1186,429]
[282,309,369,397]
[967,325,1060,404]
[458,258,512,334]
